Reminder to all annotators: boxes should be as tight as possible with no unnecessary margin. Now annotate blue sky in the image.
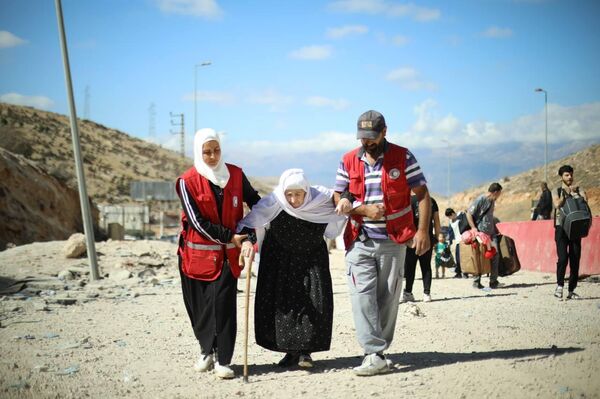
[1,0,600,195]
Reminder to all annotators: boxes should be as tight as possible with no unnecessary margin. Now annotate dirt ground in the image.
[0,240,599,399]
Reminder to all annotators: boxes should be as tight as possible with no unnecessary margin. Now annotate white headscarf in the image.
[237,169,347,248]
[193,128,230,188]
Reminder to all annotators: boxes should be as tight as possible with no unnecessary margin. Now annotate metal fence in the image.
[130,181,177,201]
[98,204,149,232]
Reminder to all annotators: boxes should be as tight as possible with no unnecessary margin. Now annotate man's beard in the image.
[363,140,385,157]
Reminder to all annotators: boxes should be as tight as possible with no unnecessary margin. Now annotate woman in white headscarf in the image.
[237,168,346,368]
[175,128,260,379]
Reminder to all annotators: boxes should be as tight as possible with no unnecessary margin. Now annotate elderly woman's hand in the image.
[335,198,353,215]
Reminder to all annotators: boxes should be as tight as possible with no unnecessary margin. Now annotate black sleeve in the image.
[242,173,261,209]
[340,190,355,202]
[239,172,261,244]
[177,179,233,244]
[431,197,439,213]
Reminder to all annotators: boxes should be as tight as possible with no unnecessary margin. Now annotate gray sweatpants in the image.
[345,238,406,354]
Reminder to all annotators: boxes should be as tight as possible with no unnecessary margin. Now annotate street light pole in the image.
[194,61,212,134]
[442,139,451,198]
[535,88,548,183]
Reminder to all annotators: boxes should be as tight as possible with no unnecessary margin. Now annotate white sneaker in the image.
[214,361,235,379]
[194,354,214,372]
[423,294,431,302]
[401,291,415,303]
[353,353,390,376]
[554,286,563,299]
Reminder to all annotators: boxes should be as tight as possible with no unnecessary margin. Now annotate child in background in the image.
[435,233,454,278]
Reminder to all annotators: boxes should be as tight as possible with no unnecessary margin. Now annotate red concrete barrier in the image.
[497,217,599,275]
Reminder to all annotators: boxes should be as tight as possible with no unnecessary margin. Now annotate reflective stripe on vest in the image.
[186,242,236,251]
[385,205,412,221]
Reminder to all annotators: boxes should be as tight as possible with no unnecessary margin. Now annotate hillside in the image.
[0,103,275,204]
[434,144,600,222]
[0,147,99,249]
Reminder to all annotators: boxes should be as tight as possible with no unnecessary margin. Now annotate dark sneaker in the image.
[566,291,580,300]
[278,352,299,367]
[298,354,313,368]
[454,274,462,279]
[489,281,503,289]
[473,281,484,289]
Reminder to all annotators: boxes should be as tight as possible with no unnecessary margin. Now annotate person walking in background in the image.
[401,195,440,302]
[175,128,261,379]
[553,165,588,300]
[333,110,431,376]
[445,208,467,278]
[237,169,345,368]
[532,182,553,220]
[466,183,503,289]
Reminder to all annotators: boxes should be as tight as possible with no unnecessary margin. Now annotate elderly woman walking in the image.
[238,169,346,368]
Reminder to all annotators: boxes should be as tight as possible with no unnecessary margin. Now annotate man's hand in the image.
[231,234,248,248]
[240,240,255,265]
[335,198,352,215]
[411,229,431,256]
[364,204,385,220]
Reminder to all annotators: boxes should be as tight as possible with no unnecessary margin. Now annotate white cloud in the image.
[306,96,350,111]
[0,92,54,110]
[234,131,356,155]
[329,0,440,22]
[386,67,436,91]
[247,89,294,112]
[232,100,600,165]
[481,26,514,38]
[289,45,332,60]
[0,31,27,48]
[155,0,223,19]
[326,25,369,39]
[403,100,600,149]
[183,90,235,105]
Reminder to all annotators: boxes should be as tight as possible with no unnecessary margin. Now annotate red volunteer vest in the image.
[176,164,244,281]
[342,143,415,247]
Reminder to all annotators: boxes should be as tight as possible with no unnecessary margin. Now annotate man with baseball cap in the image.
[334,110,431,376]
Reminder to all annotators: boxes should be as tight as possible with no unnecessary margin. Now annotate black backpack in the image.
[558,188,592,239]
[456,212,470,234]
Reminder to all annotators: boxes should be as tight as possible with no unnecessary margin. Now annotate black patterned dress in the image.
[254,211,333,353]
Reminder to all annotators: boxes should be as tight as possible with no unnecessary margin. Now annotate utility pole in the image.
[55,0,99,280]
[170,112,185,158]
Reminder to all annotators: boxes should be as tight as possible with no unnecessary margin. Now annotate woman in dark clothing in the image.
[176,128,260,379]
[238,169,345,368]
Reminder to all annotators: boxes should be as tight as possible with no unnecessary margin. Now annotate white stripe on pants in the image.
[345,238,406,354]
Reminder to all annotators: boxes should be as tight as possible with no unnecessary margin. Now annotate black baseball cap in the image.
[357,110,386,139]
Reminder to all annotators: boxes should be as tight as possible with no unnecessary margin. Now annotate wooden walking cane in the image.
[240,253,253,383]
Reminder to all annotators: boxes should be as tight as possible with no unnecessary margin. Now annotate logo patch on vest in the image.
[233,196,239,208]
[388,168,400,180]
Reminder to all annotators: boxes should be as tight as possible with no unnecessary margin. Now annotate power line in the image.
[170,112,185,158]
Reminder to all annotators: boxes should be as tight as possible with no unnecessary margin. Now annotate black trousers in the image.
[404,246,433,295]
[555,227,582,292]
[454,244,462,274]
[178,256,237,365]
